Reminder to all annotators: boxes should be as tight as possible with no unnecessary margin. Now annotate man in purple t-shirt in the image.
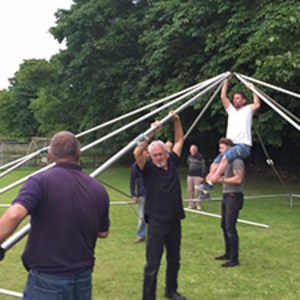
[0,131,110,300]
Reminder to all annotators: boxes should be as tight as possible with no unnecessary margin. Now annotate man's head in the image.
[218,137,234,154]
[148,140,168,168]
[233,92,247,109]
[48,131,81,163]
[189,145,198,155]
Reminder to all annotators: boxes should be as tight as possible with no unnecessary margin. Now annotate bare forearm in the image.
[173,117,184,157]
[0,205,28,244]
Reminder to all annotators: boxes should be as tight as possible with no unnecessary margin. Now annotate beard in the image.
[234,102,242,109]
[154,161,166,168]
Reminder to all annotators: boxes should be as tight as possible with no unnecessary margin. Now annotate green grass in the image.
[0,166,300,299]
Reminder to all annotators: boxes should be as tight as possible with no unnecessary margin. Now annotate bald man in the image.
[0,131,110,300]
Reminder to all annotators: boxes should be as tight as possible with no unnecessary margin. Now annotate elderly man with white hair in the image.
[134,112,186,300]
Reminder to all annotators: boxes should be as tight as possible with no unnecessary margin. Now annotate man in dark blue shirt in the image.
[134,112,186,300]
[130,161,147,243]
[0,131,110,300]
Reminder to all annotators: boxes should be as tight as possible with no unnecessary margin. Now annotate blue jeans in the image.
[23,269,92,300]
[137,196,147,239]
[213,144,251,164]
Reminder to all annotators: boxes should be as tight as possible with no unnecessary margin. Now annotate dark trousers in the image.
[221,193,244,262]
[143,219,181,300]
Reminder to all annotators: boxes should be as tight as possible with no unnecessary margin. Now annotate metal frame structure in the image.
[1,72,299,298]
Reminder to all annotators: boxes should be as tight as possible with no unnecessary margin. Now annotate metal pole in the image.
[184,81,223,140]
[184,208,272,229]
[235,73,300,132]
[90,74,227,178]
[0,74,226,192]
[0,289,23,298]
[0,151,44,179]
[240,73,300,99]
[0,224,31,260]
[0,74,224,172]
[76,73,225,138]
[0,74,227,258]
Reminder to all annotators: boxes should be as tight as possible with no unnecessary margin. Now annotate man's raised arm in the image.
[171,112,184,158]
[134,120,162,170]
[221,72,232,110]
[247,83,260,113]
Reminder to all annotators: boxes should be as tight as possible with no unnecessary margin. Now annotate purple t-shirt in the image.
[13,163,110,276]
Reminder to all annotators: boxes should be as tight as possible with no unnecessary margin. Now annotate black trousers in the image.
[221,193,244,262]
[143,219,181,300]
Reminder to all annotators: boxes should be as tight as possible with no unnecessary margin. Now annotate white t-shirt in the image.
[226,104,253,146]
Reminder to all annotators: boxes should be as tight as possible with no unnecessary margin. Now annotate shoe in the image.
[215,254,230,260]
[135,237,145,243]
[187,204,195,209]
[195,182,213,192]
[196,205,201,210]
[199,193,210,201]
[221,260,240,267]
[165,291,187,300]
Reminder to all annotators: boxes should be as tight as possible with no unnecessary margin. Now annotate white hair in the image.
[148,140,167,156]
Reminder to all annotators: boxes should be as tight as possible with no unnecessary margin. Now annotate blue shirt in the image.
[13,162,110,276]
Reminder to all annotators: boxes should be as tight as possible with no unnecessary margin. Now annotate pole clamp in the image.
[135,134,150,147]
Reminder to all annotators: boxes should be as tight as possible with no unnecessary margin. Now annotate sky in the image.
[0,0,73,90]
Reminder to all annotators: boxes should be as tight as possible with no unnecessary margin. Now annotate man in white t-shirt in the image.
[197,72,260,192]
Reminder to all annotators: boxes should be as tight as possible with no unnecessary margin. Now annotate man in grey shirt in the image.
[214,137,245,267]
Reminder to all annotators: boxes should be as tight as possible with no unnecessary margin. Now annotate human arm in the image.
[0,204,28,244]
[247,83,260,113]
[97,231,109,238]
[221,168,244,185]
[133,120,162,170]
[221,72,232,110]
[171,112,184,157]
[130,166,138,200]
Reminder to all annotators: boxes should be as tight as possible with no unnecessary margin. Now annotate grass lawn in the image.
[0,166,300,300]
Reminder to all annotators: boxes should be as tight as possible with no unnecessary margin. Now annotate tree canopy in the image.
[0,0,299,165]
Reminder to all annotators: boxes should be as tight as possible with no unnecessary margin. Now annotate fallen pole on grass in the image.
[184,208,272,229]
[0,288,22,298]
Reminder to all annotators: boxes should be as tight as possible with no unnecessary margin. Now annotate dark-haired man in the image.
[214,137,245,267]
[197,71,260,192]
[0,131,110,300]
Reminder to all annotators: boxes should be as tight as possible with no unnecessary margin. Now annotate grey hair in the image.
[148,140,168,156]
[50,131,80,160]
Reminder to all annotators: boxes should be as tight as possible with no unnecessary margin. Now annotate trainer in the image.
[0,131,110,299]
[134,112,186,300]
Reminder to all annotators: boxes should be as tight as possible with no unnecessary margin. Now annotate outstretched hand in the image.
[246,82,254,89]
[225,71,233,81]
[168,110,180,122]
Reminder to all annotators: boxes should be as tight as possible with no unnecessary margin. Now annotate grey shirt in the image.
[223,158,245,193]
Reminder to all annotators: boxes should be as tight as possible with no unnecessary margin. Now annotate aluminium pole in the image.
[76,73,225,138]
[0,289,22,298]
[184,208,272,229]
[0,74,225,195]
[0,74,224,172]
[90,74,228,179]
[235,73,300,132]
[184,82,223,140]
[0,74,227,259]
[240,74,300,99]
